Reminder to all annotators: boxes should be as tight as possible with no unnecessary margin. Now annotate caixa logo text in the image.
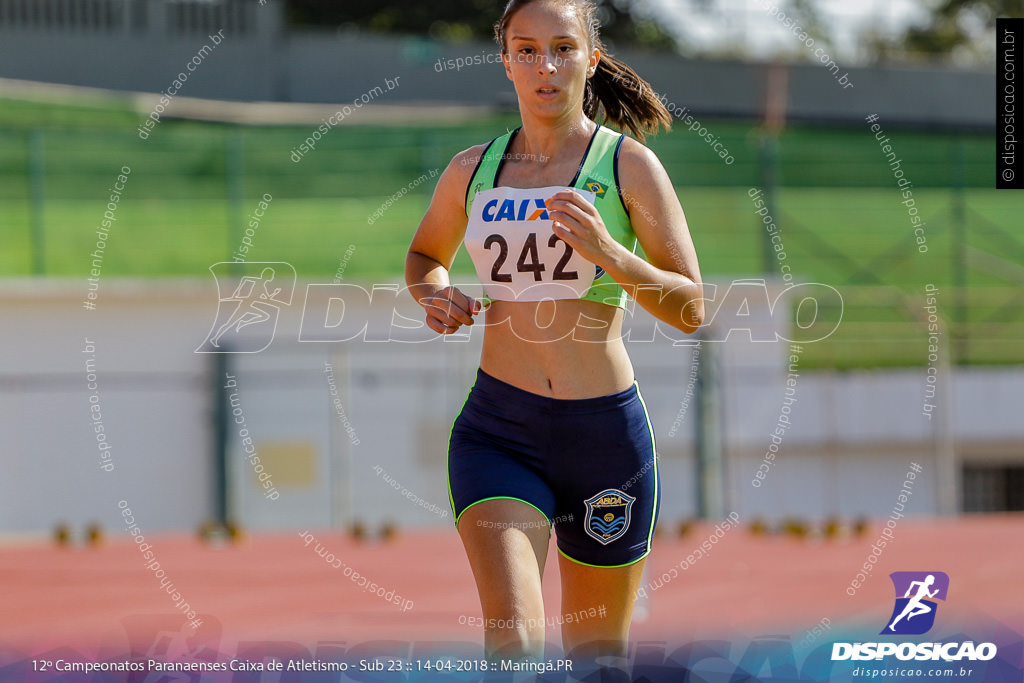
[481,197,552,222]
[831,642,996,662]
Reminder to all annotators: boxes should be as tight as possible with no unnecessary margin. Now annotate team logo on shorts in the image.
[583,489,635,544]
[881,571,949,635]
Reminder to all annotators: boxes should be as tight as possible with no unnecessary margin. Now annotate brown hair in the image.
[494,0,672,142]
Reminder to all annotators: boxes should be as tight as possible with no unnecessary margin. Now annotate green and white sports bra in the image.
[464,124,637,309]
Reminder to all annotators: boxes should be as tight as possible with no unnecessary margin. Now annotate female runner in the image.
[405,0,703,666]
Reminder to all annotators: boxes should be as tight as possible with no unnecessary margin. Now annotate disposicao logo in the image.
[831,571,997,663]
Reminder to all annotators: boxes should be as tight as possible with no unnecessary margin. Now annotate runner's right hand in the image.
[420,285,481,335]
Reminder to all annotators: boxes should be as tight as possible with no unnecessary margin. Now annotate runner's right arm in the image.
[405,146,486,335]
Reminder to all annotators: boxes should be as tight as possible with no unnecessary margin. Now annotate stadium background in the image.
[0,0,1021,679]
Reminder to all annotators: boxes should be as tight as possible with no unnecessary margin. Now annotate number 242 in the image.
[484,233,578,282]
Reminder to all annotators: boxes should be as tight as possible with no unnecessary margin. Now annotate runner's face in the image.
[502,1,598,116]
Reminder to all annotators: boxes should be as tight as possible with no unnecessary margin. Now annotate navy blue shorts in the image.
[447,367,660,567]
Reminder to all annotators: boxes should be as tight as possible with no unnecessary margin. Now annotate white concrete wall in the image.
[1,277,1020,534]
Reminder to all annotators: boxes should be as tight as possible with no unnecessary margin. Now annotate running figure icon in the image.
[888,574,939,631]
[196,262,296,354]
[881,571,949,635]
[210,268,283,348]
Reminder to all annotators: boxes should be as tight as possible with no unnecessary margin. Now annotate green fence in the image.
[0,98,1016,368]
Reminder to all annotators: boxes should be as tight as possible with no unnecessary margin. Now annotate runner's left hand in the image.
[547,189,619,268]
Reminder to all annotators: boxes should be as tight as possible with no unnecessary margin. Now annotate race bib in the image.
[464,185,598,302]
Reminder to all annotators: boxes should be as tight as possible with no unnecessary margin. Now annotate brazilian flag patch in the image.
[583,177,608,198]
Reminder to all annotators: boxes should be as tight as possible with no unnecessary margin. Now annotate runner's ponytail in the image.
[584,48,672,142]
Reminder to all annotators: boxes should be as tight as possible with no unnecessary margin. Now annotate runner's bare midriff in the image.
[478,297,635,399]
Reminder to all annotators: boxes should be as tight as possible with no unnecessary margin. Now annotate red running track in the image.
[1,515,1021,657]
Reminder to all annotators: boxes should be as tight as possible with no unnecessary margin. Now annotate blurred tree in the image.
[867,0,1019,64]
[287,0,677,50]
[786,0,833,52]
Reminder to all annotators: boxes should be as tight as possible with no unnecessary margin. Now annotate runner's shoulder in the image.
[617,135,664,178]
[435,143,491,201]
[449,143,491,178]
